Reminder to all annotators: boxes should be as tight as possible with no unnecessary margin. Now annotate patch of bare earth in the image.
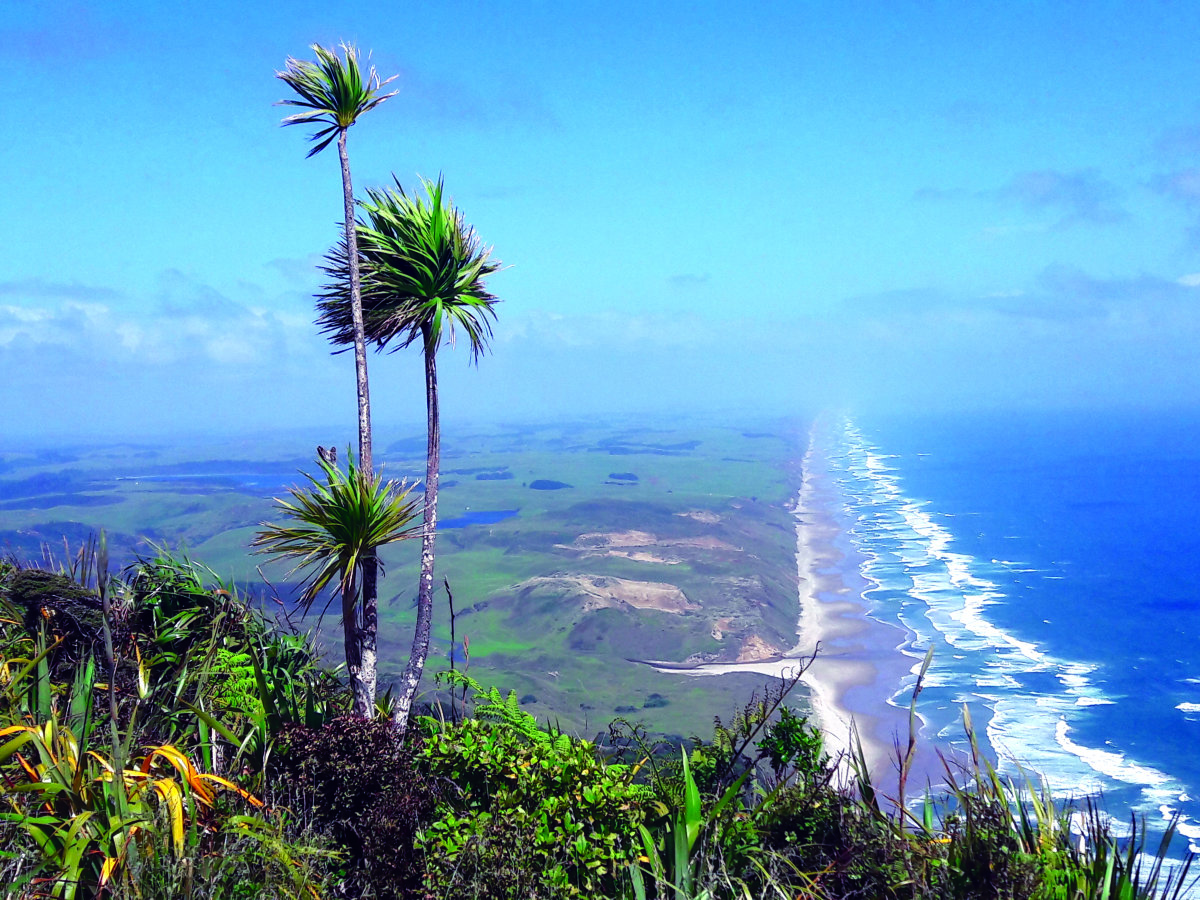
[710,616,735,641]
[556,529,740,563]
[676,510,721,524]
[518,575,696,614]
[736,633,783,662]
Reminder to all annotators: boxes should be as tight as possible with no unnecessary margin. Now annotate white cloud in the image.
[0,272,339,384]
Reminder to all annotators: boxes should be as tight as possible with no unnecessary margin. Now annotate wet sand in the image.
[791,449,926,792]
[652,436,940,799]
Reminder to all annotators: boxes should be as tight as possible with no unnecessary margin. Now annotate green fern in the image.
[434,671,561,745]
[477,686,560,746]
[208,648,264,721]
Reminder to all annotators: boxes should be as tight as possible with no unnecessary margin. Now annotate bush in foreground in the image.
[1,552,1197,900]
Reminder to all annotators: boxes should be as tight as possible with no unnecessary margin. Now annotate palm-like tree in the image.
[252,453,421,717]
[277,44,396,713]
[317,176,500,730]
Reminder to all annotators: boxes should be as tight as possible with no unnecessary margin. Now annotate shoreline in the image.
[649,429,931,793]
[790,443,924,790]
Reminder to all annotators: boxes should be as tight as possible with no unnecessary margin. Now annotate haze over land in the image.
[9,6,1200,864]
[4,2,1200,440]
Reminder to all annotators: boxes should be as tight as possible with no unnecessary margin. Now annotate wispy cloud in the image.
[463,265,1200,421]
[497,309,729,350]
[1151,168,1200,208]
[835,265,1200,357]
[668,273,710,289]
[915,168,1129,229]
[1154,125,1200,161]
[993,169,1128,227]
[0,271,357,438]
[0,279,121,302]
[265,253,324,286]
[154,269,247,318]
[1149,168,1200,250]
[0,271,326,372]
[784,265,1200,411]
[0,301,111,348]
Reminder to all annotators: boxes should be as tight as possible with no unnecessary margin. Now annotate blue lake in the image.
[439,509,519,529]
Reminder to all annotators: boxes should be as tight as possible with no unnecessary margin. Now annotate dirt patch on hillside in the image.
[556,529,740,563]
[736,633,784,662]
[518,574,697,614]
[710,616,736,641]
[676,510,721,524]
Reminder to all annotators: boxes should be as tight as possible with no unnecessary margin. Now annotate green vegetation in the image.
[277,41,398,717]
[316,174,503,731]
[0,552,1194,898]
[252,452,421,721]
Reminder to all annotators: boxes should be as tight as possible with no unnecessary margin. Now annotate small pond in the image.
[440,509,520,529]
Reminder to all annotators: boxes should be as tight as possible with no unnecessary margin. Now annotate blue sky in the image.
[5,1,1200,438]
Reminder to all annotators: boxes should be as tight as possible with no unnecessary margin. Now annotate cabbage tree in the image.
[253,453,420,717]
[317,176,500,730]
[276,44,396,711]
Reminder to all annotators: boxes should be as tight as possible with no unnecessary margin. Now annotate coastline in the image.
[649,429,928,792]
[791,441,921,789]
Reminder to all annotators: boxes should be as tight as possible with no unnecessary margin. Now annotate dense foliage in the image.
[0,552,1195,899]
[418,678,649,898]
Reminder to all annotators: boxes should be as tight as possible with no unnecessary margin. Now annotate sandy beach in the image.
[789,445,921,789]
[654,435,931,796]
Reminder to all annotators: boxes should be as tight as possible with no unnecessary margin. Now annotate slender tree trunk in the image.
[341,572,364,709]
[394,334,439,730]
[359,561,378,715]
[338,128,377,718]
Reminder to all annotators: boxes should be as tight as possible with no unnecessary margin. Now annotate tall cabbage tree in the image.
[277,44,396,712]
[317,176,500,730]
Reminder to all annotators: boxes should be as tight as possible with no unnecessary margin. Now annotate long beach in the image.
[652,434,928,793]
[792,443,923,791]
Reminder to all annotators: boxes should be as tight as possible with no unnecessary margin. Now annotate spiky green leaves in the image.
[276,43,398,158]
[252,453,420,610]
[316,176,501,361]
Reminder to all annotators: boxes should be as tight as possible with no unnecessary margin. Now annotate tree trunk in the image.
[338,128,376,718]
[394,334,439,731]
[359,559,378,716]
[341,572,367,716]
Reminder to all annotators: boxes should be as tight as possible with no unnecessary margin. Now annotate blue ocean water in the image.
[813,409,1200,849]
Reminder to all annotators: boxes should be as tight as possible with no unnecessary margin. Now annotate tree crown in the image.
[277,43,398,158]
[252,452,420,611]
[317,176,502,362]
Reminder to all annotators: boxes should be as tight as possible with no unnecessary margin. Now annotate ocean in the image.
[809,409,1200,851]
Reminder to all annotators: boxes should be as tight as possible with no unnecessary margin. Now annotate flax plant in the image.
[0,661,261,897]
[253,452,421,716]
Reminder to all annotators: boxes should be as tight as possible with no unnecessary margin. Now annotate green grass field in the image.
[0,416,809,736]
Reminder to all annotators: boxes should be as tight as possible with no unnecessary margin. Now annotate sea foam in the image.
[823,416,1197,851]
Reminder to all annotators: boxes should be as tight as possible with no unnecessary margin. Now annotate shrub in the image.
[419,711,648,898]
[272,715,437,899]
